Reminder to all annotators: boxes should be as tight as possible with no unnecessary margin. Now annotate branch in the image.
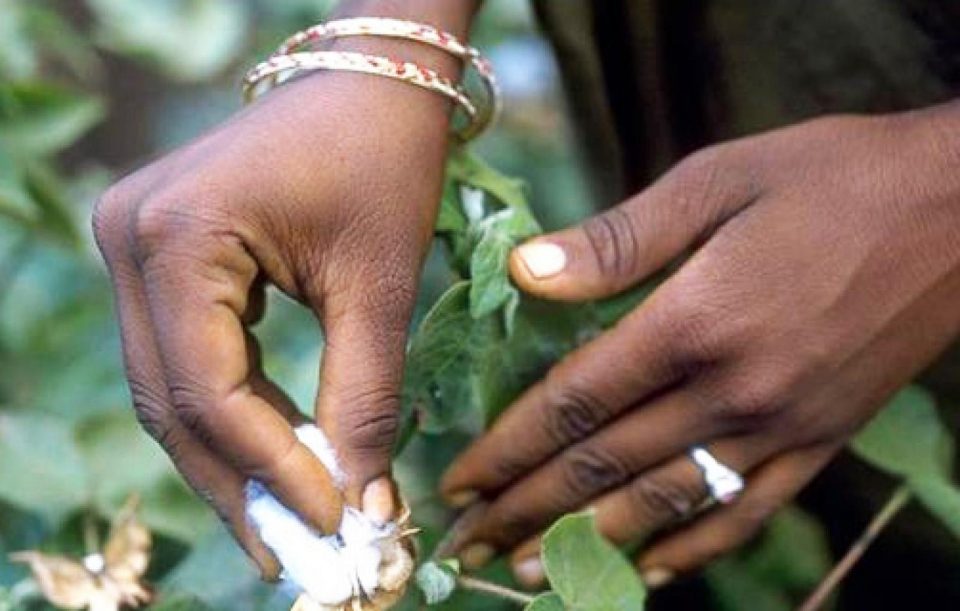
[457,575,535,606]
[798,485,912,611]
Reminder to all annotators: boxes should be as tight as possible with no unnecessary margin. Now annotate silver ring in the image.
[688,446,744,504]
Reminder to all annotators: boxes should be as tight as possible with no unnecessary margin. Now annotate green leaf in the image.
[526,593,566,611]
[0,411,89,523]
[850,385,953,481]
[88,0,248,82]
[0,83,104,157]
[850,386,960,541]
[541,513,646,611]
[401,282,497,438]
[436,178,468,234]
[0,153,36,224]
[75,412,171,500]
[0,2,36,80]
[473,299,596,424]
[448,150,531,213]
[705,506,831,611]
[73,411,215,542]
[911,477,960,540]
[469,229,515,318]
[23,162,81,246]
[416,560,460,605]
[160,528,282,611]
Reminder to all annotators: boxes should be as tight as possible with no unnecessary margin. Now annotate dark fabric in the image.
[534,2,960,609]
[536,0,960,202]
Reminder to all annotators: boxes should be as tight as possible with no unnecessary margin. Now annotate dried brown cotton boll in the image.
[377,543,414,593]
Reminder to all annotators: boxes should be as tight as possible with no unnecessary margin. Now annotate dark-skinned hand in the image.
[90,1,475,576]
[441,102,960,588]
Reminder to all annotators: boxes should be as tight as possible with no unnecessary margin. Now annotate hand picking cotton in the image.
[246,425,415,611]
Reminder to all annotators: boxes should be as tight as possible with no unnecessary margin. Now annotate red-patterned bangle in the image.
[243,17,499,142]
[273,17,500,136]
[242,51,481,139]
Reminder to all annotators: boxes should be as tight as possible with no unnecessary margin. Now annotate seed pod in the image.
[377,542,413,593]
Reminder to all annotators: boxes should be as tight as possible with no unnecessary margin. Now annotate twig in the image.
[457,575,535,606]
[798,485,912,611]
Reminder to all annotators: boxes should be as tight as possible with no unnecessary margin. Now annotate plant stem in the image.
[457,575,536,606]
[798,485,912,611]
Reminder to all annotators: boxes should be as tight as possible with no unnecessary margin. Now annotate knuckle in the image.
[131,198,183,257]
[92,185,135,261]
[542,375,611,445]
[129,378,179,451]
[668,144,754,229]
[489,451,530,485]
[560,445,630,498]
[708,372,789,424]
[337,385,400,456]
[167,380,215,446]
[626,472,701,522]
[130,194,222,262]
[581,207,641,279]
[651,294,726,369]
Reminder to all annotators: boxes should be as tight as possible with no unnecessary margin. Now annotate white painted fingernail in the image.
[516,242,566,279]
[445,489,479,509]
[361,477,396,524]
[641,567,675,589]
[459,543,495,569]
[514,557,545,586]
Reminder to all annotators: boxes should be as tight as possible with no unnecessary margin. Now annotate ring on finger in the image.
[688,446,744,504]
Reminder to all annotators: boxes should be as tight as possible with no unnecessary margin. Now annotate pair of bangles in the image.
[242,17,501,142]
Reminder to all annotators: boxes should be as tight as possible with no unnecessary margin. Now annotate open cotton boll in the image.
[245,424,415,610]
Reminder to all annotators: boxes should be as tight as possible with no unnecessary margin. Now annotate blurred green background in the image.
[1,2,956,611]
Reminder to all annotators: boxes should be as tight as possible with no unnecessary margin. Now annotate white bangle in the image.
[274,18,500,137]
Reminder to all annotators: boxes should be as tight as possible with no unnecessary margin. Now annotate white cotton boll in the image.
[245,424,413,610]
[246,481,353,605]
[294,424,347,490]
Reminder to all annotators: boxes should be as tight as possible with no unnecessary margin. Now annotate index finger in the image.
[137,215,343,533]
[440,301,682,503]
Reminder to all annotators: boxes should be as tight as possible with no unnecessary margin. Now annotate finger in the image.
[136,218,342,533]
[506,435,780,589]
[510,145,758,301]
[588,434,781,548]
[460,390,727,555]
[99,247,281,579]
[313,270,417,516]
[441,304,684,504]
[636,443,838,583]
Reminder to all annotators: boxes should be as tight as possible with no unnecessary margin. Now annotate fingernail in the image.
[459,543,495,570]
[516,242,566,279]
[514,557,544,587]
[641,567,675,589]
[361,477,396,524]
[445,489,479,509]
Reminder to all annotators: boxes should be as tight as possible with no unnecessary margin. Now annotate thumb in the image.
[312,280,412,521]
[510,146,758,301]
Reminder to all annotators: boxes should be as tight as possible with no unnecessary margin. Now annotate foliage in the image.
[1,2,959,611]
[850,386,960,538]
[415,560,459,605]
[531,513,646,611]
